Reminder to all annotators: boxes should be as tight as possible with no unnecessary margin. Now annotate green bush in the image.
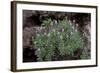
[32,18,85,61]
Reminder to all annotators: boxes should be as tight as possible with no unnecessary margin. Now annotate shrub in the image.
[32,18,85,61]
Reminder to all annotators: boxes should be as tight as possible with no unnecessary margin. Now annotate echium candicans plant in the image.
[32,18,85,61]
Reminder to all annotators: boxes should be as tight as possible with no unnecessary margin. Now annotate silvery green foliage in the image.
[32,18,85,61]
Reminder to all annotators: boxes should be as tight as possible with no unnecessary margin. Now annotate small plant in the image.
[32,18,85,61]
[41,18,52,27]
[80,50,90,59]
